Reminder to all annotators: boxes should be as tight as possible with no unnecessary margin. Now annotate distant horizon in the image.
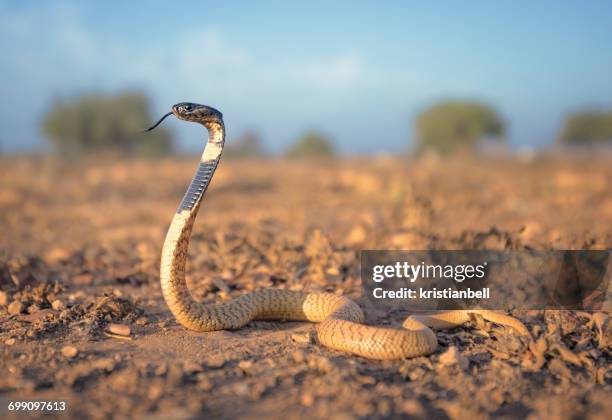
[2,1,612,154]
[4,137,612,159]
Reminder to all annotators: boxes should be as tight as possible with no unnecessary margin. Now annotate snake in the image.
[145,102,529,360]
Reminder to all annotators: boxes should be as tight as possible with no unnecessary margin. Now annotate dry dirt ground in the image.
[0,156,611,419]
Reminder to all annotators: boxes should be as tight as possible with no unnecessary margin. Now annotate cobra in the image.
[145,102,529,360]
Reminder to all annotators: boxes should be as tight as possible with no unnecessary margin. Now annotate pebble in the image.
[196,374,213,391]
[147,384,163,400]
[206,355,226,369]
[44,246,72,262]
[346,225,367,246]
[300,392,315,406]
[61,345,78,358]
[107,323,131,336]
[238,360,253,372]
[51,299,65,310]
[8,301,24,315]
[291,350,306,363]
[357,375,376,385]
[401,399,426,417]
[5,338,16,346]
[183,361,203,375]
[291,333,312,344]
[308,356,333,373]
[439,346,469,370]
[92,358,116,371]
[233,382,250,397]
[0,291,8,306]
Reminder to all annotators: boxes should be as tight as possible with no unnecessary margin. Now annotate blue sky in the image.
[1,1,611,153]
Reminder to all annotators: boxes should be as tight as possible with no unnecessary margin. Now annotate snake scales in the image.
[145,102,529,360]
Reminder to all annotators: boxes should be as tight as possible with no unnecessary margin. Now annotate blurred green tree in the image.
[558,110,612,145]
[287,131,335,158]
[42,91,172,157]
[414,100,505,155]
[224,130,266,159]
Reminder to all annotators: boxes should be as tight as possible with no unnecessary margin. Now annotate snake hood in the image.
[145,102,223,132]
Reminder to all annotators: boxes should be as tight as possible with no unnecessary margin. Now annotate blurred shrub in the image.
[415,100,504,155]
[558,110,612,145]
[42,91,172,157]
[287,131,335,158]
[224,130,266,159]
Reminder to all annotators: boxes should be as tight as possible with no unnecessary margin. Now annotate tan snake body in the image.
[145,102,529,360]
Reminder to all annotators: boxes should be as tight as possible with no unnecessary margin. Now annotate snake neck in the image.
[159,121,225,325]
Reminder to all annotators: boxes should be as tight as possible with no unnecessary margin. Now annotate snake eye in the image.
[184,104,192,112]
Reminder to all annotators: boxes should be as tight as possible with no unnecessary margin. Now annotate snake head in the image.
[172,102,223,125]
[144,102,223,132]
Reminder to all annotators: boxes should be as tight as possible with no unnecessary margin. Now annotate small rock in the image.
[92,358,116,371]
[262,357,276,368]
[45,246,72,263]
[300,392,315,406]
[61,345,78,359]
[308,356,333,373]
[51,300,65,310]
[7,301,24,315]
[68,291,87,302]
[107,323,131,336]
[357,375,376,385]
[136,317,148,326]
[0,291,8,306]
[238,360,253,372]
[346,225,367,246]
[291,350,306,363]
[27,304,40,314]
[407,366,427,381]
[183,361,203,375]
[136,242,155,259]
[206,355,226,369]
[6,338,16,346]
[291,333,312,344]
[233,382,249,397]
[326,266,340,276]
[439,346,469,370]
[147,384,163,400]
[402,399,426,417]
[196,374,212,391]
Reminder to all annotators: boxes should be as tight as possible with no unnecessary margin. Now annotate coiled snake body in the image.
[145,102,529,360]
